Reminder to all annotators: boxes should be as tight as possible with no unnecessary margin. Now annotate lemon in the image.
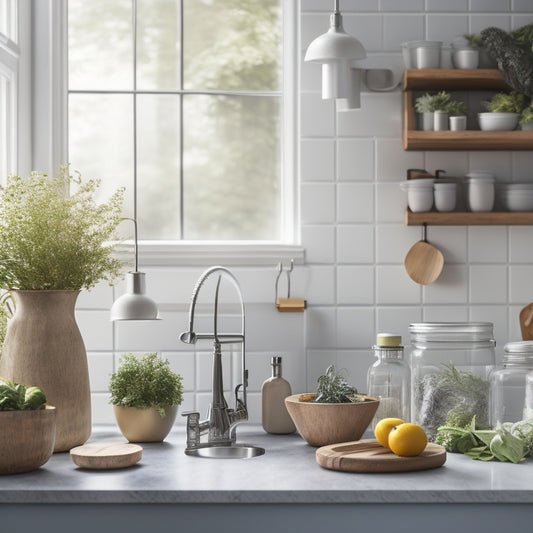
[388,423,428,457]
[374,417,405,448]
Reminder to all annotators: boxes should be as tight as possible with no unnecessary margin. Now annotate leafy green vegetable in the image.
[314,365,357,403]
[436,416,533,464]
[0,379,46,410]
[23,386,47,410]
[109,353,184,417]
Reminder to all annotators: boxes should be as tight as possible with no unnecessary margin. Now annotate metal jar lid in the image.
[409,322,494,342]
[504,341,533,354]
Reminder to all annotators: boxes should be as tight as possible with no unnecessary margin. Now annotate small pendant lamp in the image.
[304,0,366,109]
[110,218,160,321]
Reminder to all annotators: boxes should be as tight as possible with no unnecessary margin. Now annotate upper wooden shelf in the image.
[405,209,533,226]
[402,69,533,151]
[403,69,509,91]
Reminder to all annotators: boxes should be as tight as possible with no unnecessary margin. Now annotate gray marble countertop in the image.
[1,424,532,504]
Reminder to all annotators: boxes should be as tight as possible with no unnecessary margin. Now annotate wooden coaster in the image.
[70,442,143,470]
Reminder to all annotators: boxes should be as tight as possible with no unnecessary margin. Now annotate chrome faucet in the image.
[180,266,263,458]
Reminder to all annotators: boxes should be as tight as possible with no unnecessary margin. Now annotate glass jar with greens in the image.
[409,322,495,440]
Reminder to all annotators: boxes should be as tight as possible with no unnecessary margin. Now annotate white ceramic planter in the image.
[453,48,479,69]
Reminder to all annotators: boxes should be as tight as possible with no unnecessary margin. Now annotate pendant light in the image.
[110,218,160,321]
[304,0,366,110]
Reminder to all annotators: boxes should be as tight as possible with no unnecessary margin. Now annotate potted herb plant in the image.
[0,378,56,474]
[0,166,124,451]
[415,91,467,131]
[284,365,379,447]
[109,352,184,442]
[479,91,525,130]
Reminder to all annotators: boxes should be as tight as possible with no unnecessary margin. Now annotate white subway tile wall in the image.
[77,2,533,426]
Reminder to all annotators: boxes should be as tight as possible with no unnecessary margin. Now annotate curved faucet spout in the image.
[180,266,248,452]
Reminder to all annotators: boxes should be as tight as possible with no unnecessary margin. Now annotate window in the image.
[67,0,296,244]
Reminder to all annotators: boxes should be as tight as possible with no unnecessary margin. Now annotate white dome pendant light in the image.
[304,0,366,110]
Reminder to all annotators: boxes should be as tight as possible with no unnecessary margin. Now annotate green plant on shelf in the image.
[483,91,526,114]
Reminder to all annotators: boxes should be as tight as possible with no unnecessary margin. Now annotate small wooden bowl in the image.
[0,405,56,474]
[285,394,379,447]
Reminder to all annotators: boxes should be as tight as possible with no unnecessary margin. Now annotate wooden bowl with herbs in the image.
[0,379,56,474]
[285,365,379,447]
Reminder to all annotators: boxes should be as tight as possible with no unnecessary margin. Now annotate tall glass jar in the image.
[490,341,533,425]
[409,322,495,440]
[367,333,410,428]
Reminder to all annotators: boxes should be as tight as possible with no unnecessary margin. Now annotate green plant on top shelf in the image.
[484,91,526,114]
[463,33,483,48]
[415,91,466,115]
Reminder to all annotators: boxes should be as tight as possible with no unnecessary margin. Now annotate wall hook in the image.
[275,260,306,313]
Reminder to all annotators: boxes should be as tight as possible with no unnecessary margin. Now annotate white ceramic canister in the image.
[450,115,467,131]
[434,111,449,131]
[400,179,435,213]
[434,182,456,212]
[466,171,495,212]
[416,44,441,69]
[453,48,479,69]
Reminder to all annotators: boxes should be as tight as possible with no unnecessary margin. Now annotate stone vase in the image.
[0,290,91,452]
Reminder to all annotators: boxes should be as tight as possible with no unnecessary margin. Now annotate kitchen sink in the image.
[185,444,265,459]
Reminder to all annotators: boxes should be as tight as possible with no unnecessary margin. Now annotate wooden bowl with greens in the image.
[284,365,379,447]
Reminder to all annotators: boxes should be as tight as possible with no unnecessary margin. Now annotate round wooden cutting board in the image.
[70,443,143,470]
[316,439,446,473]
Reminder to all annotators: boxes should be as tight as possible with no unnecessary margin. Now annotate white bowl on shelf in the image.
[478,112,519,131]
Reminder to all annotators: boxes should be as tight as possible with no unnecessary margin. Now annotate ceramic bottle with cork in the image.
[262,356,296,434]
[367,333,410,429]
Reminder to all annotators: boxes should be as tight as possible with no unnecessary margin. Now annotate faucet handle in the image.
[182,411,201,448]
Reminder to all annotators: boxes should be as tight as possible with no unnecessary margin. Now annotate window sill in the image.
[135,241,305,267]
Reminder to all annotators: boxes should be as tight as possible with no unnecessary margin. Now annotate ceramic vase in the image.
[0,290,91,452]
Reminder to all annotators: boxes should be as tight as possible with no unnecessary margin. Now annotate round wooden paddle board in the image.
[70,442,143,470]
[316,439,446,473]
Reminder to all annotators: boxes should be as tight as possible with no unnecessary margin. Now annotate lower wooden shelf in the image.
[405,209,533,226]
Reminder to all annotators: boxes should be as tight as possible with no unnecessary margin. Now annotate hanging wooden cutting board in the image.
[70,442,143,470]
[520,303,533,340]
[316,439,446,473]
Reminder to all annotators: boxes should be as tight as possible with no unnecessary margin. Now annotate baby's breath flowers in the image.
[0,166,124,290]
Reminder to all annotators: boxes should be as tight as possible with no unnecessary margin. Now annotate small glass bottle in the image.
[490,341,533,425]
[367,333,410,429]
[261,356,296,434]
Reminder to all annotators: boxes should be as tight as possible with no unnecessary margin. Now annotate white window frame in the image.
[0,0,31,179]
[32,0,302,266]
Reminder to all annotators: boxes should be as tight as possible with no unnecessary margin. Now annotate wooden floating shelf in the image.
[404,130,533,151]
[403,69,509,91]
[405,209,533,226]
[402,69,533,151]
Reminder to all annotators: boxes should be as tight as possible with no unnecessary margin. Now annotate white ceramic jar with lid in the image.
[409,322,495,440]
[466,171,495,212]
[367,333,410,428]
[400,178,434,213]
[490,341,533,425]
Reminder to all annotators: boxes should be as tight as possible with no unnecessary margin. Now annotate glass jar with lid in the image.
[409,322,495,440]
[490,341,533,425]
[367,333,410,429]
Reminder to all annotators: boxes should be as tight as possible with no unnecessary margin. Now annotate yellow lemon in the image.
[388,423,428,457]
[374,417,405,448]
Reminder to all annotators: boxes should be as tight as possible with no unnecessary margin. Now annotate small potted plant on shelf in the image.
[109,352,184,443]
[0,378,56,474]
[284,365,379,447]
[479,91,525,131]
[415,91,467,131]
